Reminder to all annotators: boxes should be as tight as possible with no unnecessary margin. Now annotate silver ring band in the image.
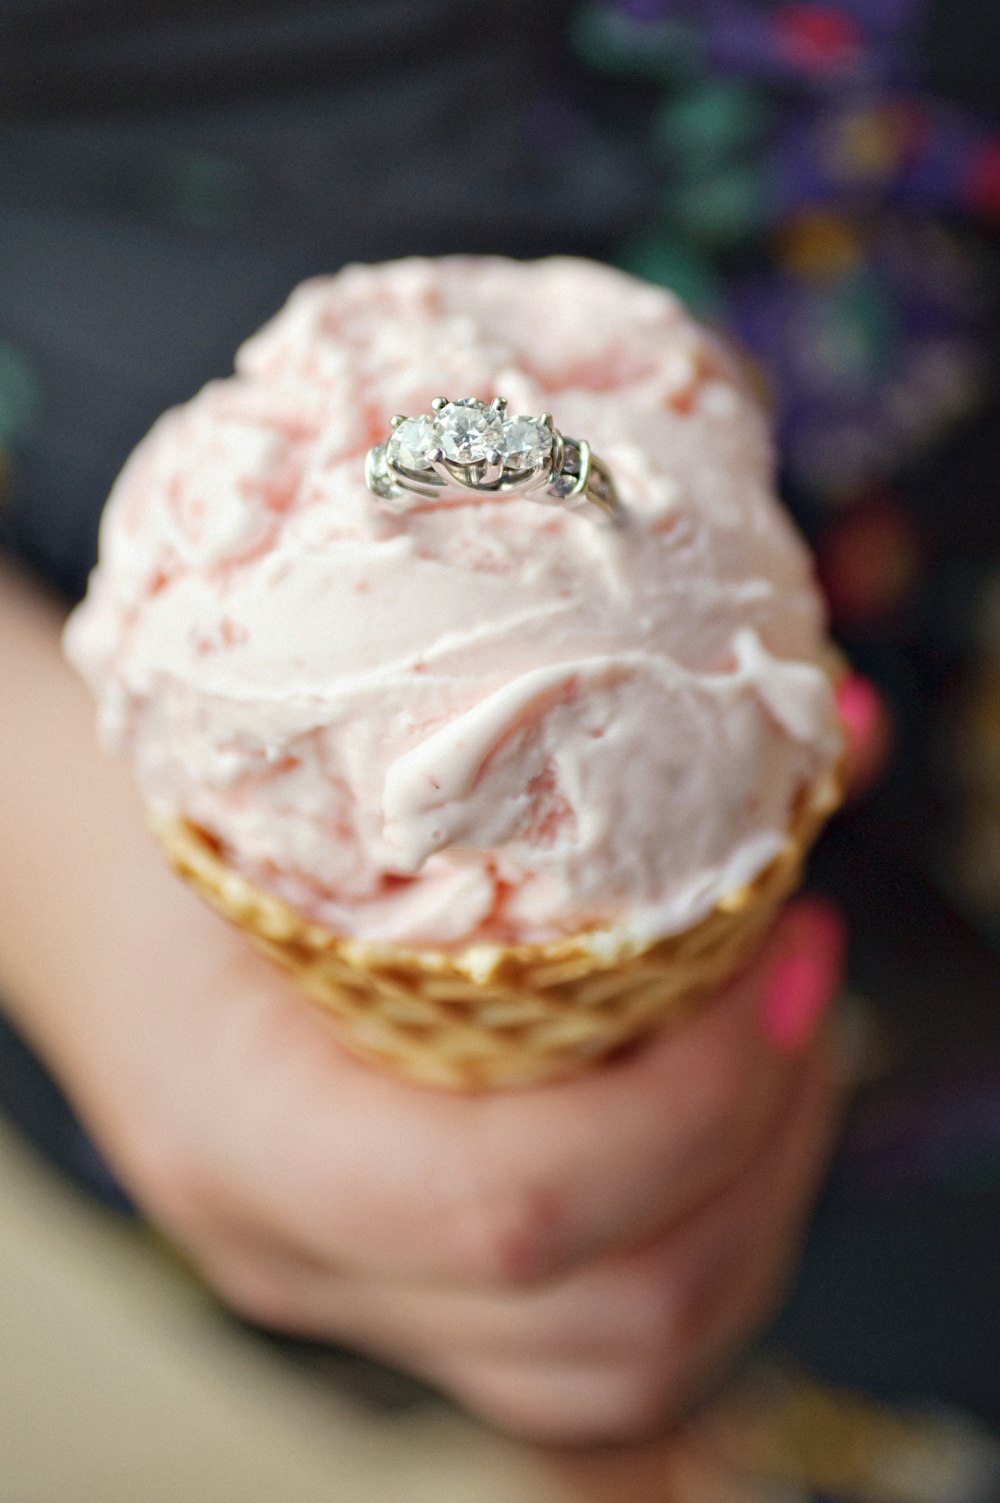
[365,397,622,524]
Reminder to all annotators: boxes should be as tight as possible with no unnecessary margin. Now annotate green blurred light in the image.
[617,232,724,316]
[671,163,771,247]
[654,81,772,173]
[0,341,42,447]
[814,276,898,386]
[570,3,701,83]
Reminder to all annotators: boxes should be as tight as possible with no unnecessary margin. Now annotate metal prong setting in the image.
[366,396,621,523]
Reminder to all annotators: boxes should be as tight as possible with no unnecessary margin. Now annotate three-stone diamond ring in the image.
[365,397,621,523]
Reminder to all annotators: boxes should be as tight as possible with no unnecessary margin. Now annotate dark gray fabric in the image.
[0,0,648,599]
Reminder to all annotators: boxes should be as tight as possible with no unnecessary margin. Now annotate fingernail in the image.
[760,902,846,1054]
[835,671,880,754]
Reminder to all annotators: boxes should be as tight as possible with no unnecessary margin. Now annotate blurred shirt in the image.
[0,0,644,598]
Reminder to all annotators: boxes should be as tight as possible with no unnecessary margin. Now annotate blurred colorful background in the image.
[0,2,998,1497]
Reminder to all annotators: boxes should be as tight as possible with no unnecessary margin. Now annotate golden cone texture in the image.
[149,763,841,1091]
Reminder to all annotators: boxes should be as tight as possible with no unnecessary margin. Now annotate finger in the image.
[419,1035,846,1442]
[452,898,844,1274]
[313,1036,844,1445]
[387,1031,843,1363]
[656,1028,847,1416]
[189,897,843,1289]
[835,671,892,797]
[203,1027,843,1387]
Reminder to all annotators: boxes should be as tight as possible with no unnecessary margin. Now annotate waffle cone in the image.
[150,766,841,1091]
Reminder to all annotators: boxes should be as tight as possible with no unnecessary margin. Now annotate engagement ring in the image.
[365,397,621,523]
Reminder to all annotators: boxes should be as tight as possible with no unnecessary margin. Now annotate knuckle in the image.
[120,1127,206,1224]
[207,1260,303,1332]
[603,1359,685,1437]
[443,1179,569,1288]
[120,1124,241,1244]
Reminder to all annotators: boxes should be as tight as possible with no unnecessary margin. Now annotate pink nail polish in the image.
[760,904,845,1053]
[835,671,880,750]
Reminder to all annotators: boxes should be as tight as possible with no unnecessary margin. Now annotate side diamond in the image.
[387,415,437,471]
[499,416,552,472]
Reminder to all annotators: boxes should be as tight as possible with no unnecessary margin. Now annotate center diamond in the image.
[435,399,503,465]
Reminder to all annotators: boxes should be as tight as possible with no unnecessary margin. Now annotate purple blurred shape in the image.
[612,0,929,88]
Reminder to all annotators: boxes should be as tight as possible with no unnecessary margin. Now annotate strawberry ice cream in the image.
[65,256,842,952]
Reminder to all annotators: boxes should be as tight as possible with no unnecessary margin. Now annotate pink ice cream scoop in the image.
[65,256,842,960]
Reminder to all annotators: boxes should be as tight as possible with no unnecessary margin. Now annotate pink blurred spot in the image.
[760,899,846,1053]
[835,671,892,792]
[964,140,1000,216]
[777,4,861,73]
